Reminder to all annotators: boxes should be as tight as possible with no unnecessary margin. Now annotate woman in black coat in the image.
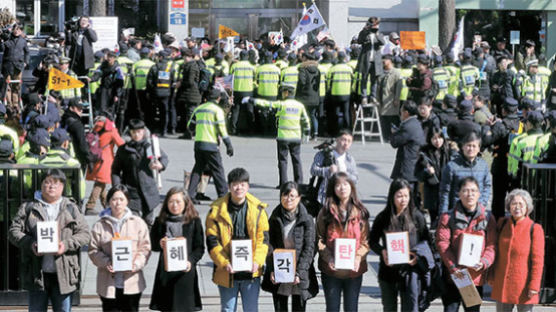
[149,187,204,312]
[262,182,318,312]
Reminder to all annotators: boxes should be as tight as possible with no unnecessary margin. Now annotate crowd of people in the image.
[0,12,555,312]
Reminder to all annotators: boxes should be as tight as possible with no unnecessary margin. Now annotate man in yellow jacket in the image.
[205,167,269,312]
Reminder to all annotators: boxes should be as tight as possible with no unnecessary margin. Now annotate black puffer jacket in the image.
[295,60,320,107]
[261,203,319,301]
[176,60,201,104]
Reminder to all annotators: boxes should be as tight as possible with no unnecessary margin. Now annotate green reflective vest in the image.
[256,64,281,97]
[460,64,480,95]
[520,75,546,106]
[17,152,42,190]
[399,68,413,101]
[318,63,332,97]
[206,58,230,77]
[281,65,299,93]
[88,62,101,95]
[230,60,256,92]
[133,59,155,91]
[118,56,134,89]
[0,124,20,154]
[40,148,84,200]
[253,98,310,141]
[57,70,81,99]
[171,59,184,81]
[432,67,451,100]
[508,130,545,177]
[187,102,229,145]
[327,63,353,96]
[275,59,288,71]
[533,132,552,162]
[444,65,460,97]
[538,66,551,90]
[347,60,357,71]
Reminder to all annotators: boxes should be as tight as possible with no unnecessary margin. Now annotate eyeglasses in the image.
[43,180,62,187]
[281,193,299,200]
[460,188,479,194]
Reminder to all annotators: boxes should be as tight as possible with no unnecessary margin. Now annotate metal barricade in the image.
[521,163,556,304]
[0,164,82,305]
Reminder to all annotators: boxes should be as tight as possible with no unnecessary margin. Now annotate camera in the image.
[314,139,336,167]
[64,16,80,32]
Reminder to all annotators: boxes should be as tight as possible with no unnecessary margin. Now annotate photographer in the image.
[68,16,98,76]
[1,23,29,110]
[310,130,358,205]
[356,16,384,104]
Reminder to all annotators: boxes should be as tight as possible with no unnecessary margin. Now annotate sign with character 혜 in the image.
[385,232,410,265]
[334,238,356,270]
[164,237,188,272]
[112,239,133,272]
[231,239,253,272]
[273,249,296,283]
[37,221,59,254]
[458,233,484,267]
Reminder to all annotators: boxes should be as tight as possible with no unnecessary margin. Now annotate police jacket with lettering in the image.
[147,60,173,98]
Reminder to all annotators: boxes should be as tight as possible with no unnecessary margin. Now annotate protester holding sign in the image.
[369,178,431,312]
[490,189,545,311]
[88,184,151,312]
[316,172,370,312]
[205,168,269,312]
[9,169,90,312]
[149,187,205,312]
[262,182,318,312]
[436,177,497,312]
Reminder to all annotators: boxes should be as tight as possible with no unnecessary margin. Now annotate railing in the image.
[0,165,82,305]
[521,163,556,304]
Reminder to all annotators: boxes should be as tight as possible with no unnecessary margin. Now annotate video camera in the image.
[64,16,80,32]
[314,139,336,167]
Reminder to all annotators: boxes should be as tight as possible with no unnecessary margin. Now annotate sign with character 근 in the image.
[112,239,133,272]
[334,238,356,270]
[37,221,59,254]
[273,249,296,283]
[164,237,188,272]
[231,239,252,272]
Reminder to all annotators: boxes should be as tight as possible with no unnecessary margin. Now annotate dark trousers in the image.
[137,90,154,130]
[181,99,200,138]
[360,63,379,99]
[380,115,400,142]
[321,273,362,312]
[272,293,306,312]
[155,95,170,135]
[277,140,303,186]
[491,164,509,220]
[307,106,319,137]
[330,95,351,134]
[379,272,420,312]
[100,288,141,312]
[188,149,228,199]
[442,280,483,312]
[230,91,253,134]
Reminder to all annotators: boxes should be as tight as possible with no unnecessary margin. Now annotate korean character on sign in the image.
[338,244,354,260]
[277,258,291,273]
[37,221,59,254]
[390,239,405,254]
[235,246,250,261]
[115,246,130,261]
[231,239,252,272]
[40,227,55,242]
[170,245,185,261]
[273,249,296,283]
[334,238,356,270]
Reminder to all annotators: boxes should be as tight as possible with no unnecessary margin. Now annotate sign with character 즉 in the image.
[231,239,252,272]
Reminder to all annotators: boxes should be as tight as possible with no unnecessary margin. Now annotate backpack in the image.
[85,130,107,163]
[198,66,212,93]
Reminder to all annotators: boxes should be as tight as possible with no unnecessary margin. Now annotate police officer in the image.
[318,52,333,135]
[186,88,233,203]
[0,103,19,154]
[246,85,310,187]
[482,98,522,219]
[444,54,461,97]
[280,53,299,94]
[537,111,556,163]
[17,128,50,165]
[459,50,480,98]
[133,47,155,128]
[230,50,256,135]
[490,55,516,116]
[431,55,450,110]
[398,55,414,103]
[54,56,81,105]
[91,51,124,117]
[327,51,353,134]
[147,49,173,136]
[520,60,546,109]
[255,51,281,135]
[508,110,545,188]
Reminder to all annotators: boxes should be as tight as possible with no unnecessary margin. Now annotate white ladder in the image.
[352,103,383,144]
[77,76,94,131]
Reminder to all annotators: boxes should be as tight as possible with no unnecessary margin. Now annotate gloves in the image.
[226,146,234,157]
[241,96,250,104]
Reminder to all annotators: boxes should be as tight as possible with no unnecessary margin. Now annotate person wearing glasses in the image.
[261,182,318,311]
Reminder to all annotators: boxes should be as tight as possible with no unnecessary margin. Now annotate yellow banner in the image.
[48,68,84,91]
[218,25,239,39]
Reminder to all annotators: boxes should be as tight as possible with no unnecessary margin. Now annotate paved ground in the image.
[3,136,555,311]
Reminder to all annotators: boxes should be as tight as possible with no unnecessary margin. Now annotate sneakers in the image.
[195,193,212,201]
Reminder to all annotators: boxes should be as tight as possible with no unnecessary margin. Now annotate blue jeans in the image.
[308,106,319,136]
[28,273,72,312]
[379,271,420,312]
[218,277,261,312]
[321,273,362,312]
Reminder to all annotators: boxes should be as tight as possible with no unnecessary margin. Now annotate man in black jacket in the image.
[295,52,320,138]
[447,99,482,144]
[1,24,29,110]
[147,49,173,136]
[356,16,384,104]
[61,99,94,173]
[390,101,426,186]
[91,51,124,117]
[175,48,201,139]
[68,16,98,76]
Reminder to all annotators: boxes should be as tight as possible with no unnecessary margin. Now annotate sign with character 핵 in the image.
[164,237,188,272]
[273,249,296,283]
[231,239,253,272]
[458,233,484,267]
[385,231,410,265]
[37,221,59,254]
[334,238,356,270]
[112,239,133,272]
[48,68,85,91]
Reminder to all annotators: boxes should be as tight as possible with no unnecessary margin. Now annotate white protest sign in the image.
[37,221,59,254]
[89,17,119,52]
[458,233,484,267]
[450,268,483,307]
[231,239,252,272]
[112,239,133,272]
[164,237,188,272]
[273,249,296,283]
[385,231,410,265]
[191,27,205,38]
[510,31,520,45]
[334,238,356,270]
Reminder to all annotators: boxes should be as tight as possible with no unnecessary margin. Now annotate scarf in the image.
[165,214,185,238]
[326,203,362,250]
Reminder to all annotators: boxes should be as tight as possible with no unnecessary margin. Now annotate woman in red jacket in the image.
[491,189,545,312]
[435,176,497,312]
[85,116,125,215]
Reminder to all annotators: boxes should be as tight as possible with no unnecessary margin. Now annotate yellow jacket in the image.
[205,192,269,288]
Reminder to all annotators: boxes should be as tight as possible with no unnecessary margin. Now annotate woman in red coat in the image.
[85,116,124,215]
[491,189,545,312]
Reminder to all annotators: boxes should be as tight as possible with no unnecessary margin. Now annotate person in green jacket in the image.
[327,52,353,134]
[230,50,256,135]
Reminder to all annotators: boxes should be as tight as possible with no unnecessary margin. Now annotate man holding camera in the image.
[68,16,98,77]
[1,23,29,110]
[356,16,385,104]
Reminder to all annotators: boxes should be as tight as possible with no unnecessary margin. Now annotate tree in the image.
[439,0,456,51]
[90,0,106,16]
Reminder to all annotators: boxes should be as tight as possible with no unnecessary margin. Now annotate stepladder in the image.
[352,103,383,144]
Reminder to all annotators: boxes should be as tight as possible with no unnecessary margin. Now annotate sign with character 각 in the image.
[334,238,356,270]
[164,237,188,272]
[273,249,296,283]
[231,239,253,272]
[37,221,59,254]
[112,239,133,272]
[386,231,410,265]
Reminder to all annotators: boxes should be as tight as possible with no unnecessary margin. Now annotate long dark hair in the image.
[384,179,416,233]
[323,172,369,224]
[158,187,199,224]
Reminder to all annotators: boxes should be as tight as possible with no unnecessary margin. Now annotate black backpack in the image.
[198,66,212,93]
